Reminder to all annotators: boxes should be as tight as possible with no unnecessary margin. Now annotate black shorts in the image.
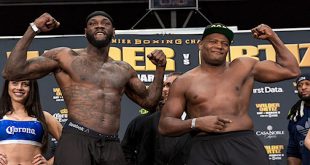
[188,130,270,165]
[54,119,126,165]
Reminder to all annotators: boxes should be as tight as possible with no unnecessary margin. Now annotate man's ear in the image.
[198,40,203,50]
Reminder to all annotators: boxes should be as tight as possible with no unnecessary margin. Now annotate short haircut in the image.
[85,11,114,26]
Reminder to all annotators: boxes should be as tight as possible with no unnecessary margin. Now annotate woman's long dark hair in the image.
[0,80,49,152]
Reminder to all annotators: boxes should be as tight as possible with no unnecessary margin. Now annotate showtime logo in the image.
[253,86,283,94]
[264,145,285,161]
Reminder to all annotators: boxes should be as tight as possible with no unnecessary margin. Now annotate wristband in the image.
[191,118,197,129]
[30,22,40,34]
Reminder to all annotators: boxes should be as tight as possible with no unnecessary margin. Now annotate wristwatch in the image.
[30,22,40,34]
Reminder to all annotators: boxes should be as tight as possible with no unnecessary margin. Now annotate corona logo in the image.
[53,108,68,123]
[60,109,68,114]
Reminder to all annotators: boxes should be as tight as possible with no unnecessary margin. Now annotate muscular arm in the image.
[3,44,61,81]
[2,13,61,81]
[251,24,300,82]
[125,49,166,110]
[125,65,165,110]
[158,79,191,136]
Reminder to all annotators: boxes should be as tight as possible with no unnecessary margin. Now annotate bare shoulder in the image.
[233,56,258,63]
[113,60,132,68]
[113,60,136,73]
[173,68,197,88]
[230,56,259,67]
[43,47,79,60]
[183,67,200,77]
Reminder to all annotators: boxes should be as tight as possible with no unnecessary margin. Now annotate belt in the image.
[64,119,119,141]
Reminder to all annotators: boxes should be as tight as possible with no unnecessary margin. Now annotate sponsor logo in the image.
[253,86,283,94]
[139,108,149,115]
[256,125,285,139]
[53,108,68,124]
[210,24,228,28]
[264,145,285,161]
[296,118,310,138]
[52,88,64,102]
[68,122,84,132]
[255,103,281,118]
[297,76,306,83]
[6,126,36,135]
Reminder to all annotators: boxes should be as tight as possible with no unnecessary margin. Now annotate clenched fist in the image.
[32,13,60,33]
[147,49,167,67]
[251,24,276,40]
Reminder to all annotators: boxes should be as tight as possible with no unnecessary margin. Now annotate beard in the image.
[86,31,113,48]
[299,93,310,102]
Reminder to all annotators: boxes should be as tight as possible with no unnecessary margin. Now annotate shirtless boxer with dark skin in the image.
[159,23,300,165]
[3,11,167,165]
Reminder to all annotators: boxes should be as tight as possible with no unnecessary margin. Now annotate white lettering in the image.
[6,126,36,135]
[183,54,190,65]
[68,122,84,131]
[253,86,283,94]
[137,74,155,83]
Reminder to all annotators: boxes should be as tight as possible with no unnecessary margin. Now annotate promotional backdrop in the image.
[0,28,309,164]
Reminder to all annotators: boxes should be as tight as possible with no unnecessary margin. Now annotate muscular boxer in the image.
[159,23,300,165]
[3,11,166,165]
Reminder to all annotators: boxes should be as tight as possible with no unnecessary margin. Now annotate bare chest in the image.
[186,74,244,105]
[70,59,131,88]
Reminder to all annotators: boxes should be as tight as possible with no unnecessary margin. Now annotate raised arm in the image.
[2,13,61,81]
[125,49,166,110]
[251,24,300,82]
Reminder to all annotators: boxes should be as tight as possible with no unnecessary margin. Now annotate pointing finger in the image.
[218,118,232,124]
